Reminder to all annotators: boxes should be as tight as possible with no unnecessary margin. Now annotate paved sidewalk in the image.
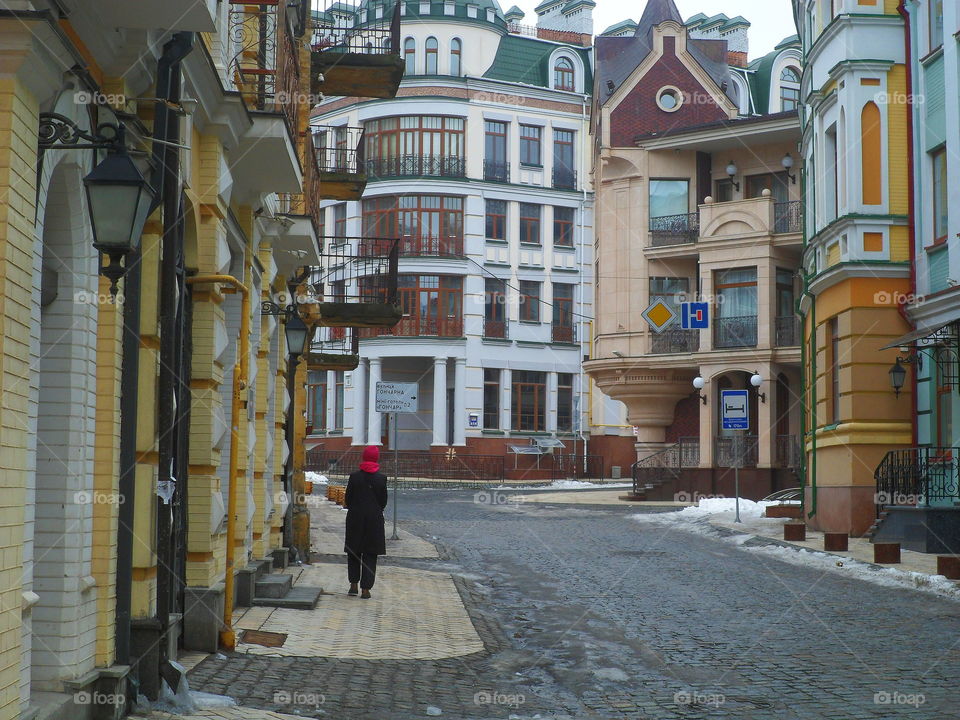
[510,488,690,507]
[145,708,303,720]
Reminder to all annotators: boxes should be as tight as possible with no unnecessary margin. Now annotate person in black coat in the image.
[344,445,388,598]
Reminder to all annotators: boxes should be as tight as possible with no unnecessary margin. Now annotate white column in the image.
[325,370,336,431]
[501,368,511,431]
[546,371,558,433]
[453,358,466,445]
[367,357,382,446]
[351,360,366,444]
[432,356,448,446]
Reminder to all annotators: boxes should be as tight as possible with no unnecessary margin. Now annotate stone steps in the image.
[255,573,292,599]
[252,585,323,610]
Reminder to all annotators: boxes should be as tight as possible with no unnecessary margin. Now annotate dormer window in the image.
[780,67,801,111]
[554,57,575,91]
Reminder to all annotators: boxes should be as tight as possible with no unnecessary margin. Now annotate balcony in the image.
[484,319,509,339]
[365,155,466,180]
[774,200,803,234]
[714,315,758,349]
[359,234,464,258]
[552,167,577,190]
[311,0,404,99]
[551,324,577,343]
[775,316,800,347]
[305,238,401,328]
[361,315,464,338]
[307,326,360,371]
[650,327,700,354]
[483,160,510,183]
[714,435,759,468]
[649,212,699,247]
[312,126,367,201]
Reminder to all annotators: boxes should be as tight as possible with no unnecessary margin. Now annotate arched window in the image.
[779,66,800,111]
[425,36,438,74]
[554,57,575,91]
[450,38,462,76]
[404,37,416,74]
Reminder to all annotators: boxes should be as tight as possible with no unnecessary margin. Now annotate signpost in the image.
[720,389,749,523]
[375,382,418,540]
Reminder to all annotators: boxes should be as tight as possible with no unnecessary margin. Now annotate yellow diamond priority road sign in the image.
[642,296,677,334]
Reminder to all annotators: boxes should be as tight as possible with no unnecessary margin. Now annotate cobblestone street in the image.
[180,490,960,719]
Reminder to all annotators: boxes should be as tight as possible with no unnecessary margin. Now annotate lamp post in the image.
[693,375,707,404]
[889,358,907,397]
[782,153,797,184]
[280,309,310,558]
[726,161,740,192]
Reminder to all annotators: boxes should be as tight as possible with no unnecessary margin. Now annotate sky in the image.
[512,0,798,61]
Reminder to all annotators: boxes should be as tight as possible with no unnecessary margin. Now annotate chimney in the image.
[535,0,595,44]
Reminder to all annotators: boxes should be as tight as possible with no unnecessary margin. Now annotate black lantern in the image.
[83,134,156,296]
[889,358,907,397]
[284,313,310,361]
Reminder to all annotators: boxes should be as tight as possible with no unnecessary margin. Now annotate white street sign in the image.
[375,382,419,413]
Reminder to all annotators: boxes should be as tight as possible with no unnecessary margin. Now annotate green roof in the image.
[562,0,595,10]
[600,19,637,36]
[483,34,592,90]
[685,12,750,31]
[746,35,801,113]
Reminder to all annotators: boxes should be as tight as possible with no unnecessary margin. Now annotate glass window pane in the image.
[649,180,689,218]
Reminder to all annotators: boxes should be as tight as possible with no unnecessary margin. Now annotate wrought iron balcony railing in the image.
[360,315,464,339]
[359,234,464,258]
[306,237,399,305]
[365,155,466,180]
[483,160,510,182]
[552,167,577,190]
[875,447,960,506]
[651,327,700,354]
[775,316,800,347]
[632,437,699,495]
[311,0,400,56]
[312,125,366,175]
[774,200,803,234]
[484,319,508,339]
[714,315,758,348]
[715,435,759,468]
[551,324,576,343]
[649,212,699,247]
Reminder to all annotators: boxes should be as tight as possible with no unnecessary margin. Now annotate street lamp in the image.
[284,313,310,362]
[83,129,156,297]
[782,153,797,184]
[751,371,766,403]
[725,161,740,192]
[889,358,907,397]
[692,375,707,404]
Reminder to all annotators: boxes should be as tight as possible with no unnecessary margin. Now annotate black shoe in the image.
[348,584,358,595]
[360,589,371,599]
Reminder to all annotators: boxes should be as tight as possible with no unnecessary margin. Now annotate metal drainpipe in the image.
[154,32,194,689]
[185,273,250,652]
[578,92,588,474]
[799,270,817,520]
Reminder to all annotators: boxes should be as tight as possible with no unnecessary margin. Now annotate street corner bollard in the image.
[937,555,960,579]
[874,542,901,564]
[824,532,849,552]
[783,522,806,542]
[326,485,334,501]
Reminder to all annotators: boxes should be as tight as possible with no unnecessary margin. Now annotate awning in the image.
[880,321,955,350]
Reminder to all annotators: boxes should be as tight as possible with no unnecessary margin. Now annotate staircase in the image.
[237,559,322,611]
[630,438,699,500]
[864,509,891,541]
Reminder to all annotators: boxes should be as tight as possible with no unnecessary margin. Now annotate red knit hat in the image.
[362,446,380,463]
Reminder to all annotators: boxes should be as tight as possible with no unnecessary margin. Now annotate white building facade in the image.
[305,0,634,476]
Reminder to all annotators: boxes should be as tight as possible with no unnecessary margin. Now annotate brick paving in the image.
[179,489,960,719]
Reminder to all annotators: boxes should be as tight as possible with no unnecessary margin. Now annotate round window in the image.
[656,87,683,112]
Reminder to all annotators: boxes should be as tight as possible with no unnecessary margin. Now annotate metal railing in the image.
[360,314,463,338]
[546,454,605,480]
[311,0,401,56]
[775,316,800,347]
[649,212,699,247]
[313,126,366,175]
[483,160,510,182]
[714,435,759,468]
[484,319,508,339]
[714,315,758,348]
[277,148,323,238]
[774,200,803,234]
[775,434,801,470]
[632,437,699,495]
[359,234,464,258]
[552,324,576,343]
[874,447,960,506]
[365,155,466,180]
[306,237,399,304]
[307,448,505,484]
[552,167,577,190]
[651,327,700,354]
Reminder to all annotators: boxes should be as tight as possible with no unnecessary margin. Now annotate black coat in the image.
[343,470,388,556]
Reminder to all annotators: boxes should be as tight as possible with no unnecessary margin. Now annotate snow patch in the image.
[306,471,329,485]
[498,480,634,491]
[593,667,629,682]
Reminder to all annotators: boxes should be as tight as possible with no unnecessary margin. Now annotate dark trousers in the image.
[346,550,378,589]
